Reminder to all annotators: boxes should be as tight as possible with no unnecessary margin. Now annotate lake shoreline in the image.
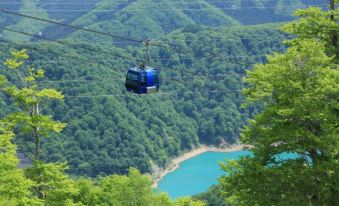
[152,144,245,188]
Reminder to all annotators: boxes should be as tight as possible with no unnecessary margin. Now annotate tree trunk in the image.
[34,128,40,159]
[329,0,338,59]
[33,102,41,160]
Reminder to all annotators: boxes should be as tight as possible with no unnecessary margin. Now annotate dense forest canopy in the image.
[0,0,337,205]
[0,49,205,205]
[0,0,327,42]
[1,24,286,176]
[0,0,325,180]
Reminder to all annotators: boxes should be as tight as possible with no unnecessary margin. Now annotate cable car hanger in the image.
[125,39,160,94]
[139,40,151,69]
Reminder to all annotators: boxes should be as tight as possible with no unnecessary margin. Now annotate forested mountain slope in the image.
[1,2,337,204]
[1,24,286,176]
[0,0,326,42]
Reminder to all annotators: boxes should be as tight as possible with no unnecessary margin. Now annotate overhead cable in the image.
[64,89,244,99]
[0,9,145,43]
[0,34,270,66]
[0,36,288,45]
[2,27,137,63]
[33,74,245,84]
[0,0,281,5]
[6,4,328,12]
[0,89,243,100]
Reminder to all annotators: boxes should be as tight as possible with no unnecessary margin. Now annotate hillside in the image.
[1,24,286,176]
[0,0,326,43]
[1,1,337,204]
[0,0,326,179]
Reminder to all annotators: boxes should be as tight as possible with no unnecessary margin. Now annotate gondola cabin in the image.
[125,67,159,94]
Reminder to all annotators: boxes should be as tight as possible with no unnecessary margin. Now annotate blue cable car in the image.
[125,67,159,94]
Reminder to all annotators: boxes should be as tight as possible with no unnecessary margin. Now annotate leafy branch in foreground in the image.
[1,49,66,160]
[220,4,339,205]
[0,123,40,205]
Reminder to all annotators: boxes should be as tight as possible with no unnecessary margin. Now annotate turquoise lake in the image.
[157,150,251,198]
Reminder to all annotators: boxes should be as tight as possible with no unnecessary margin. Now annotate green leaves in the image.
[0,49,70,203]
[71,168,204,206]
[245,40,333,106]
[3,49,29,70]
[25,161,79,205]
[1,49,66,160]
[37,89,64,99]
[221,4,339,205]
[3,59,24,70]
[0,75,8,86]
[26,68,45,82]
[0,48,206,206]
[244,39,338,153]
[4,112,66,135]
[11,49,29,60]
[282,7,339,60]
[0,124,38,205]
[174,197,205,206]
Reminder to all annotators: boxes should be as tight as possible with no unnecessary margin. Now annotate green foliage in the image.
[0,24,287,177]
[220,6,339,205]
[0,49,205,206]
[0,2,335,204]
[0,140,203,206]
[96,168,154,206]
[1,0,325,42]
[193,185,227,206]
[1,49,66,159]
[282,6,339,59]
[0,124,39,205]
[73,167,206,205]
[174,197,205,206]
[25,161,79,205]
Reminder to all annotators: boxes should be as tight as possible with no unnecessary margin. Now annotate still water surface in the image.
[157,150,251,198]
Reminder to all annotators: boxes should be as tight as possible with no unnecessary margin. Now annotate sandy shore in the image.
[152,144,245,188]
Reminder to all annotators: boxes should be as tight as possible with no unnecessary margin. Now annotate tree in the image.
[97,168,154,206]
[25,161,79,205]
[220,4,339,205]
[282,0,339,60]
[0,123,40,205]
[73,168,205,206]
[174,197,205,206]
[193,185,227,206]
[1,49,66,160]
[1,49,68,204]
